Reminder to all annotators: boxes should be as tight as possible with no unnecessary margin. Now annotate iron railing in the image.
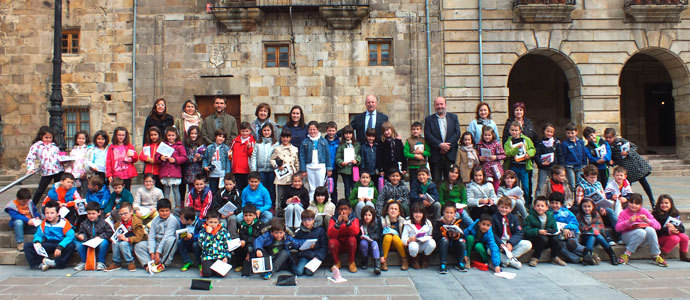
[213,0,368,8]
[624,0,688,7]
[0,172,37,195]
[512,0,576,8]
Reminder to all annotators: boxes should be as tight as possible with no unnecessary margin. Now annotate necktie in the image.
[367,112,374,129]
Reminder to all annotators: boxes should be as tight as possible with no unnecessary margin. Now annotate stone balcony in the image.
[511,0,577,23]
[624,0,689,23]
[209,0,369,31]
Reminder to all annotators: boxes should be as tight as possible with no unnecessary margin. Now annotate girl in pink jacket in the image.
[155,127,187,211]
[106,127,138,190]
[615,193,666,267]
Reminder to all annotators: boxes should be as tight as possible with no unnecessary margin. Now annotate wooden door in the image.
[195,95,242,129]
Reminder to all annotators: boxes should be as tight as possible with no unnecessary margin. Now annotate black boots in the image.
[374,258,382,275]
[606,247,619,266]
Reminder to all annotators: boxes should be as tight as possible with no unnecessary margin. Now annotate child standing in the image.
[615,193,666,266]
[67,131,91,196]
[198,211,231,277]
[465,214,502,273]
[328,200,360,273]
[24,200,76,271]
[381,200,408,271]
[409,167,441,220]
[524,196,567,267]
[360,128,378,184]
[325,122,340,202]
[88,130,109,185]
[106,127,138,190]
[560,123,588,192]
[404,122,430,187]
[403,202,436,269]
[294,209,329,276]
[476,126,505,191]
[456,132,479,184]
[254,219,305,280]
[583,127,612,187]
[133,174,164,223]
[349,172,378,219]
[377,169,410,215]
[497,170,528,219]
[534,123,563,197]
[299,121,333,200]
[271,129,300,216]
[156,127,188,212]
[232,122,256,192]
[604,128,654,206]
[653,194,690,262]
[74,202,113,271]
[105,203,145,272]
[434,202,469,274]
[376,122,407,180]
[203,129,231,195]
[335,125,360,201]
[282,174,310,230]
[26,126,64,206]
[238,172,273,224]
[466,166,498,220]
[134,198,180,272]
[177,207,203,271]
[307,186,336,228]
[577,198,618,265]
[183,126,205,194]
[358,206,383,274]
[251,123,279,204]
[139,127,162,190]
[503,121,536,206]
[5,188,39,251]
[492,197,532,269]
[185,174,213,219]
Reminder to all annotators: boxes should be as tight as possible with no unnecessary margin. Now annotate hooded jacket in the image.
[86,184,111,210]
[155,141,188,178]
[185,186,213,219]
[5,199,39,226]
[465,219,501,267]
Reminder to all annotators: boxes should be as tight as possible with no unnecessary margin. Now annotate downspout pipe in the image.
[424,0,432,114]
[132,0,138,145]
[478,0,484,102]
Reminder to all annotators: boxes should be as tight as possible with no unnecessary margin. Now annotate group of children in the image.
[10,110,687,278]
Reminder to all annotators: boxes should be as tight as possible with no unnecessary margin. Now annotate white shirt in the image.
[437,114,447,141]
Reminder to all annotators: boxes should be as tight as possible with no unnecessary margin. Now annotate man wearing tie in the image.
[350,95,389,144]
[424,97,461,183]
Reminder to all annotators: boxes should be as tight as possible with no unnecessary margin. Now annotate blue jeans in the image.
[564,165,583,192]
[438,237,466,265]
[112,240,134,263]
[341,173,354,201]
[510,165,532,206]
[177,238,201,265]
[11,220,36,244]
[457,210,474,227]
[294,257,315,276]
[237,210,273,224]
[76,239,110,263]
[584,233,610,252]
[24,240,76,269]
[260,171,276,206]
[330,172,340,203]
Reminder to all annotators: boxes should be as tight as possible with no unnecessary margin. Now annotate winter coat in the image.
[476,139,505,180]
[560,138,588,167]
[456,146,478,183]
[44,183,81,207]
[155,141,187,178]
[201,113,238,145]
[585,136,611,170]
[377,180,410,213]
[34,218,75,250]
[381,215,404,236]
[376,138,407,176]
[551,206,580,234]
[360,217,383,243]
[466,182,497,209]
[270,144,300,185]
[577,212,605,236]
[604,179,633,200]
[326,136,340,171]
[198,225,231,261]
[25,141,63,176]
[307,199,336,217]
[114,214,147,244]
[609,138,652,182]
[280,185,310,209]
[523,208,557,239]
[401,218,434,247]
[139,142,160,175]
[294,225,328,261]
[251,138,278,173]
[238,219,266,252]
[615,207,660,234]
[299,136,332,172]
[202,143,232,177]
[143,113,174,145]
[491,212,523,247]
[230,135,255,174]
[106,144,138,179]
[253,231,305,256]
[184,144,205,184]
[133,186,164,210]
[335,141,361,176]
[180,217,204,241]
[360,142,378,174]
[327,212,360,240]
[241,183,272,213]
[5,199,39,226]
[147,215,180,253]
[534,137,564,169]
[185,186,213,219]
[77,216,114,241]
[653,211,686,237]
[409,180,439,205]
[283,124,308,149]
[434,218,466,242]
[349,181,379,208]
[537,177,575,207]
[211,187,241,216]
[438,181,467,206]
[251,118,280,142]
[86,184,111,209]
[465,219,501,267]
[503,134,536,171]
[67,144,91,179]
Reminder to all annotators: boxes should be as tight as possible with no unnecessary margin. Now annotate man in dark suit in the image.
[424,96,462,183]
[350,95,389,144]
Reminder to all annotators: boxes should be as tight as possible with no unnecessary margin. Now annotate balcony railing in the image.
[511,0,577,23]
[214,0,368,8]
[511,0,576,9]
[623,0,688,22]
[624,0,688,7]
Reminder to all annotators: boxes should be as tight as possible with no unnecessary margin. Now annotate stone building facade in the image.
[1,0,690,169]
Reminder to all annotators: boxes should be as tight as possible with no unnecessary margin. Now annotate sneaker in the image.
[181,262,193,272]
[44,258,56,267]
[528,258,538,267]
[552,257,567,266]
[508,258,522,269]
[156,264,166,273]
[97,262,106,271]
[127,262,137,272]
[74,262,86,271]
[104,263,121,272]
[618,253,630,265]
[583,253,595,265]
[262,272,272,280]
[608,240,616,246]
[39,263,50,271]
[654,255,668,267]
[454,263,468,272]
[234,265,243,272]
[16,243,24,252]
[438,264,448,274]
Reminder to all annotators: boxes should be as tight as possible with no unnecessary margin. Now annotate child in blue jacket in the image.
[104,178,133,218]
[583,127,612,187]
[238,172,273,224]
[293,209,328,276]
[5,188,40,251]
[560,123,588,191]
[299,121,333,200]
[253,219,305,280]
[550,192,591,265]
[177,207,204,271]
[24,200,76,270]
[203,129,232,195]
[85,176,110,210]
[465,214,501,273]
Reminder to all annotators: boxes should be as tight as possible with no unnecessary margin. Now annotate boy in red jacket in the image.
[328,199,360,273]
[185,174,213,219]
[231,122,255,193]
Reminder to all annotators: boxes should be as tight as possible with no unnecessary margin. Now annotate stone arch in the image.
[619,47,690,158]
[507,48,584,138]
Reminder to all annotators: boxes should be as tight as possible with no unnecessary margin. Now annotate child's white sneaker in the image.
[97,262,106,271]
[74,262,86,271]
[44,258,56,267]
[508,258,522,269]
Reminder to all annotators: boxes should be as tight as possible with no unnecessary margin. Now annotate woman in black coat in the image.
[143,98,174,145]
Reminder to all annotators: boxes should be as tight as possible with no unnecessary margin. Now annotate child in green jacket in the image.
[335,125,361,201]
[504,121,536,207]
[523,196,566,267]
[349,172,378,219]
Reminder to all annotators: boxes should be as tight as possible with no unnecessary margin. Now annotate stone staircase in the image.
[643,154,690,176]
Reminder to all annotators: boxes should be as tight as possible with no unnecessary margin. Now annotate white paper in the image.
[423,193,436,203]
[299,238,318,251]
[417,236,432,243]
[156,142,175,157]
[138,206,152,217]
[480,148,493,157]
[30,218,41,227]
[495,271,516,279]
[664,216,682,227]
[142,146,151,158]
[111,224,128,243]
[620,142,630,154]
[83,236,104,248]
[251,257,273,273]
[503,187,524,198]
[274,166,292,180]
[176,227,193,239]
[414,143,425,153]
[228,238,242,251]
[501,244,514,259]
[218,201,238,216]
[360,234,372,242]
[455,203,467,210]
[210,259,232,276]
[59,207,70,218]
[104,216,115,231]
[540,153,554,164]
[357,187,375,199]
[511,142,527,161]
[595,144,607,158]
[443,224,463,235]
[75,199,87,215]
[34,243,49,257]
[343,147,355,163]
[304,258,322,273]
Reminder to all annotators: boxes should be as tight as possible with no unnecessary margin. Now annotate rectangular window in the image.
[274,113,289,128]
[61,28,80,54]
[368,40,392,66]
[63,106,90,149]
[265,44,289,68]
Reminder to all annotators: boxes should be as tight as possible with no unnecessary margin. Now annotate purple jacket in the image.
[155,141,188,178]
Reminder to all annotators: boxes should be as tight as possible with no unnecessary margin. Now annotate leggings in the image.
[466,235,489,263]
[359,239,381,259]
[382,234,407,258]
[32,172,63,206]
[163,183,181,211]
[636,177,655,207]
[659,233,689,254]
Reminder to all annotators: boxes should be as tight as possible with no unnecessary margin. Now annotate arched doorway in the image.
[508,50,582,140]
[619,49,689,155]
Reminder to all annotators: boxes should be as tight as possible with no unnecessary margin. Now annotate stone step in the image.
[658,164,690,171]
[642,154,680,161]
[650,170,690,176]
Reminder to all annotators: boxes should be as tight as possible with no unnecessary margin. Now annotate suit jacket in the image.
[350,111,389,144]
[424,112,461,162]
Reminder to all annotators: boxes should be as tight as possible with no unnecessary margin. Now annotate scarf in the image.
[181,112,201,133]
[386,137,395,160]
[542,137,554,148]
[461,145,479,167]
[550,179,565,194]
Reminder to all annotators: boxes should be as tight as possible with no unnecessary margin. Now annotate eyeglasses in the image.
[156,103,166,107]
